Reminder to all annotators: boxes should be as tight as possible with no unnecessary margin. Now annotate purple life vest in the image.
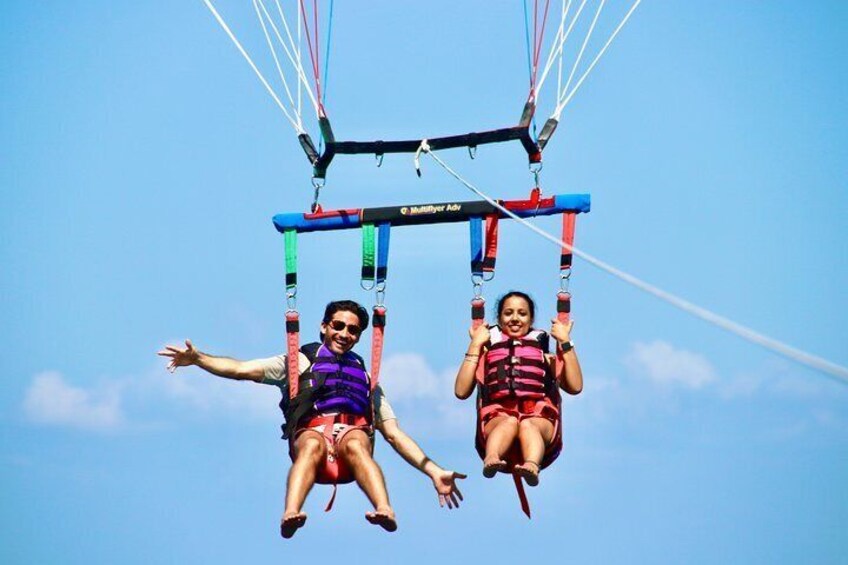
[306,344,371,415]
[281,343,372,440]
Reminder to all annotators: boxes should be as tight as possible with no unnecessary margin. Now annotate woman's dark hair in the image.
[496,290,536,321]
[321,300,370,338]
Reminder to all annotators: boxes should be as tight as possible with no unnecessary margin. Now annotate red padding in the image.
[370,306,387,392]
[286,311,301,399]
[483,214,499,273]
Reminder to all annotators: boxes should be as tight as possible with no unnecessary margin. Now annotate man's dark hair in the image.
[320,300,370,339]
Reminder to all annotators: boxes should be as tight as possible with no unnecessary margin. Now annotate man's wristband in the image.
[559,341,574,354]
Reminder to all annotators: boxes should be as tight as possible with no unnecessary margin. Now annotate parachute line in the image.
[554,0,642,119]
[419,147,848,385]
[201,0,303,133]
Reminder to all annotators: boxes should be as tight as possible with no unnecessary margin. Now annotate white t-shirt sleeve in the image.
[373,384,396,423]
[259,353,311,386]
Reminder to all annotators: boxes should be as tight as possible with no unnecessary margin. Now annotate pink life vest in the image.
[481,327,551,403]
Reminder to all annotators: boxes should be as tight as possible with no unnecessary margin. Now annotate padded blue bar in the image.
[272,194,590,234]
[273,211,362,233]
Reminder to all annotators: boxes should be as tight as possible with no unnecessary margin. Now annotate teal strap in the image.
[284,229,297,290]
[361,223,375,288]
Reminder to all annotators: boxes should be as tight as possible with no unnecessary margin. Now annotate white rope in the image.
[560,0,606,114]
[554,0,642,119]
[267,0,322,116]
[556,0,570,104]
[295,0,302,120]
[536,0,587,97]
[418,147,848,385]
[201,0,303,133]
[253,0,301,130]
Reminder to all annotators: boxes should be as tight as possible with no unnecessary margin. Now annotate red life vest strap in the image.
[513,472,532,518]
[286,311,301,399]
[371,306,386,392]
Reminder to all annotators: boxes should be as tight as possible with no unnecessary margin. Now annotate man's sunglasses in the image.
[328,319,362,336]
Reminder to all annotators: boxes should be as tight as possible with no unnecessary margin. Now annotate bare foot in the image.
[365,506,397,532]
[280,512,307,539]
[482,456,507,478]
[514,461,540,487]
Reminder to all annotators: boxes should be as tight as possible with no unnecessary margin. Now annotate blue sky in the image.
[2,1,847,563]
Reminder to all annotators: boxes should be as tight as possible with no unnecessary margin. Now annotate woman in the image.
[455,291,583,486]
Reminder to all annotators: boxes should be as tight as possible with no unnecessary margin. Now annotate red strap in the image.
[370,306,387,392]
[324,484,338,512]
[560,212,576,272]
[470,298,487,384]
[513,472,532,519]
[483,214,499,274]
[470,298,486,330]
[286,311,301,399]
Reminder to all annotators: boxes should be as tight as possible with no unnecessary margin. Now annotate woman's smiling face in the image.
[498,295,533,338]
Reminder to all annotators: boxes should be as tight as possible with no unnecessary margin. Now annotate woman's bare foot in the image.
[365,506,397,532]
[514,461,540,487]
[482,456,507,478]
[280,512,307,539]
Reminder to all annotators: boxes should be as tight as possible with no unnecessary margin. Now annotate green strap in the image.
[284,229,297,290]
[361,223,375,283]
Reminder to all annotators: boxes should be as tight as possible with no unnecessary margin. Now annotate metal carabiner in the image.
[375,153,385,168]
[310,177,325,213]
[374,285,386,307]
[559,269,572,292]
[286,288,298,311]
[471,277,484,299]
[468,145,477,160]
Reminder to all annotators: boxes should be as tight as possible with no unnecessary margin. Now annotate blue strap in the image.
[469,217,483,277]
[376,222,390,284]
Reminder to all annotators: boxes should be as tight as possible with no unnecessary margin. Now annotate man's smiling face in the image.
[320,310,363,354]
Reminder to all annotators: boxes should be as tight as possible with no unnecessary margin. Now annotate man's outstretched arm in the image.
[376,418,467,509]
[157,339,266,382]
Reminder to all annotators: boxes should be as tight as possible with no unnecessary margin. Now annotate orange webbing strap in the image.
[554,210,576,372]
[560,211,576,275]
[325,485,338,512]
[483,214,499,275]
[286,311,301,399]
[513,473,532,518]
[471,298,487,384]
[370,306,387,392]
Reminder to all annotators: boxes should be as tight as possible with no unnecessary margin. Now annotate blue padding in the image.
[376,222,390,284]
[469,217,483,276]
[273,212,362,234]
[552,193,591,214]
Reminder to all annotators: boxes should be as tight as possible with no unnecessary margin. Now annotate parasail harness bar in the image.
[299,101,558,179]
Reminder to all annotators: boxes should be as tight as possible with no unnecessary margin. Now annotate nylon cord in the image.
[418,146,848,385]
[202,0,304,133]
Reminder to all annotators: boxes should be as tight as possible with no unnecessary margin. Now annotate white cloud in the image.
[151,367,274,417]
[379,353,441,400]
[23,371,125,431]
[626,340,717,389]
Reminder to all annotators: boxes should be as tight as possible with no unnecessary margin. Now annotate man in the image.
[158,300,465,538]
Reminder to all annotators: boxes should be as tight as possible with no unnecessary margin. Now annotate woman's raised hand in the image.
[550,319,574,345]
[468,324,490,348]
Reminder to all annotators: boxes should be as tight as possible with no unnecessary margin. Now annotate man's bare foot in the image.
[482,456,507,478]
[514,461,540,487]
[280,512,307,539]
[365,506,397,532]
